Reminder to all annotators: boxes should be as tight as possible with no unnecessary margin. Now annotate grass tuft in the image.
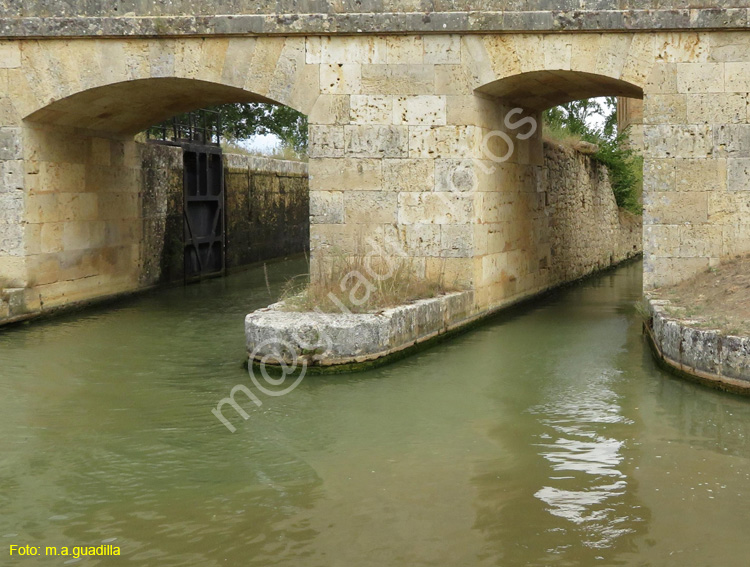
[279,251,462,313]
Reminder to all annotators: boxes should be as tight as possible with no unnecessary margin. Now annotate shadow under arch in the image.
[476,70,643,111]
[23,77,295,136]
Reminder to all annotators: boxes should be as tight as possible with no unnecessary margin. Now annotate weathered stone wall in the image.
[544,141,641,286]
[138,148,310,286]
[646,298,750,394]
[140,142,184,286]
[0,3,744,36]
[0,139,309,324]
[224,154,309,270]
[17,123,146,317]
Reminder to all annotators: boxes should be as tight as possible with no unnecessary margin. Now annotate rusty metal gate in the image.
[183,145,225,280]
[147,109,225,281]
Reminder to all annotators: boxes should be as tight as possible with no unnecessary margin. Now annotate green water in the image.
[2,259,750,566]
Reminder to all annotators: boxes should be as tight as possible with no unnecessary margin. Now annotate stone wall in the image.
[0,142,309,325]
[646,298,750,394]
[0,3,744,36]
[134,147,310,284]
[224,154,309,270]
[140,143,184,286]
[544,141,641,286]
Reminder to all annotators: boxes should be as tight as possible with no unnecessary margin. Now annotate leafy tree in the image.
[544,96,642,214]
[543,96,618,139]
[214,103,308,154]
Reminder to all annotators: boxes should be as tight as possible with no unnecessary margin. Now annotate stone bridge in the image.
[0,1,748,320]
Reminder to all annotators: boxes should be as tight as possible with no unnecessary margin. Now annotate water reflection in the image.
[2,259,750,566]
[532,372,637,550]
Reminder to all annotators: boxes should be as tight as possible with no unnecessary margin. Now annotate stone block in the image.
[654,33,709,63]
[0,221,22,255]
[686,93,747,124]
[25,193,58,224]
[320,64,361,94]
[0,43,21,69]
[435,159,477,193]
[441,224,473,258]
[708,32,750,62]
[0,127,20,160]
[722,223,750,257]
[350,95,393,125]
[344,191,398,224]
[708,190,750,224]
[309,157,382,191]
[644,124,712,158]
[595,33,632,79]
[435,66,473,96]
[424,35,461,65]
[40,221,64,253]
[307,36,386,65]
[714,124,750,157]
[310,190,344,224]
[725,62,750,92]
[393,95,446,126]
[677,225,722,257]
[58,192,98,222]
[383,158,434,192]
[308,125,345,158]
[645,191,708,224]
[399,223,441,256]
[361,64,435,95]
[309,94,350,125]
[386,36,423,64]
[645,63,678,95]
[728,158,750,192]
[676,158,728,195]
[409,125,482,159]
[643,94,687,124]
[675,62,724,93]
[344,125,408,158]
[398,192,473,225]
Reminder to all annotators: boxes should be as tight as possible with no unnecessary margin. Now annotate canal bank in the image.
[246,140,641,372]
[643,254,750,395]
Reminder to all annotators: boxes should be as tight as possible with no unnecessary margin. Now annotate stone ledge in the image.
[0,9,747,38]
[224,153,308,177]
[245,290,475,370]
[644,296,750,395]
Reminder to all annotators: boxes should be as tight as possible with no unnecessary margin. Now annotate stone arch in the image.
[464,33,654,100]
[455,34,652,309]
[24,77,286,135]
[12,37,320,313]
[475,70,643,111]
[14,37,320,125]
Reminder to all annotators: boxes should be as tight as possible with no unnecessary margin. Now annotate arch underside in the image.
[477,70,643,111]
[24,78,276,135]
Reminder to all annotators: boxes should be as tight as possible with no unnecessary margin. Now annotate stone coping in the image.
[224,153,308,176]
[644,296,750,395]
[245,290,475,371]
[0,9,746,38]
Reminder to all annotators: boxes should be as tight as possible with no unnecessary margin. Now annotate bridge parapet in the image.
[0,2,746,37]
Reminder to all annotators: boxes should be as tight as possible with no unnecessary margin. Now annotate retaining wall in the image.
[645,297,750,394]
[0,145,310,325]
[246,142,642,369]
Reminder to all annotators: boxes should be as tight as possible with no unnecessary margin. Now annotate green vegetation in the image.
[280,251,459,314]
[543,97,643,215]
[214,103,307,156]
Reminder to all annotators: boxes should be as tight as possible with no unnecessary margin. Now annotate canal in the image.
[2,258,749,566]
